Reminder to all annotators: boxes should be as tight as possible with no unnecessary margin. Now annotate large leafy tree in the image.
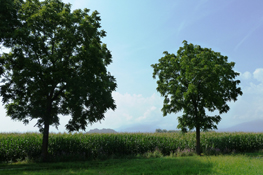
[0,0,117,161]
[151,40,242,155]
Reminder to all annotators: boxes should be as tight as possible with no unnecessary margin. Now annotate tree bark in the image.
[41,98,52,162]
[196,125,201,155]
[192,94,201,156]
[41,118,50,162]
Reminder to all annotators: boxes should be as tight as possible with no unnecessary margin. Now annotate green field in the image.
[1,132,263,174]
[1,132,263,162]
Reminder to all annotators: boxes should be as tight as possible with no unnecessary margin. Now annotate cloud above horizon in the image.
[253,68,263,82]
[222,69,263,125]
[241,71,252,80]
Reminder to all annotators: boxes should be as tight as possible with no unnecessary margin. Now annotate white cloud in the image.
[218,68,263,129]
[253,68,263,82]
[241,71,252,80]
[123,113,133,120]
[93,92,163,131]
[136,106,157,122]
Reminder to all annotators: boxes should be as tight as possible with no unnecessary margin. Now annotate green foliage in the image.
[0,0,117,132]
[0,0,24,46]
[1,132,263,162]
[0,0,24,74]
[142,147,163,158]
[169,148,196,157]
[151,40,242,132]
[0,133,42,162]
[151,40,243,155]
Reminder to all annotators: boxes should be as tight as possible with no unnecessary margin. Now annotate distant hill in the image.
[218,119,263,132]
[87,128,117,133]
[117,124,157,133]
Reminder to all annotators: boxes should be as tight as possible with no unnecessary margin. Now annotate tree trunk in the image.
[41,98,52,162]
[41,119,50,162]
[196,125,201,156]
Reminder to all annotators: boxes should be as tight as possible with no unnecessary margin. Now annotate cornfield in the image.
[1,132,263,162]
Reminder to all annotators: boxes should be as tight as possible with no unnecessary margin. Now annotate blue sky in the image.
[1,0,263,132]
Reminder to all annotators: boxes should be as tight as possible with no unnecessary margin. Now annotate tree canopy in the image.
[0,0,117,161]
[0,0,24,74]
[0,0,24,46]
[151,40,242,154]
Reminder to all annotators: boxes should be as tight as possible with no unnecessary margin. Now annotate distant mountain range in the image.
[86,119,263,133]
[87,128,117,133]
[218,119,263,132]
[117,124,157,133]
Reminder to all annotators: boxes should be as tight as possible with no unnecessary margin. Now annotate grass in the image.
[1,152,263,175]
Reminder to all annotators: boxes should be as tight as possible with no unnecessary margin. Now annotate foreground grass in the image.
[1,153,263,175]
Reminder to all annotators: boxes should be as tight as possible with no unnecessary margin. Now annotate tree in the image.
[155,129,162,133]
[0,0,117,161]
[151,40,242,155]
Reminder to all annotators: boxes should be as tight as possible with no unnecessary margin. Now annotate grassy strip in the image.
[1,153,263,175]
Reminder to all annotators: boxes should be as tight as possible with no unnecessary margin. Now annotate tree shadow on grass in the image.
[237,151,263,159]
[0,156,214,175]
